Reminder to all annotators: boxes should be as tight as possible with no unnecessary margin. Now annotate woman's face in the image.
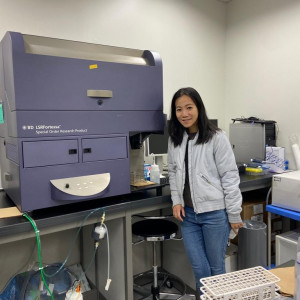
[175,95,199,133]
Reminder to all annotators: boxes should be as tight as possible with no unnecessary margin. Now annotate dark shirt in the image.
[183,132,197,208]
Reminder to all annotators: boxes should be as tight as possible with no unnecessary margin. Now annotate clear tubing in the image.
[23,213,54,300]
[24,207,106,300]
[103,223,111,289]
[43,207,105,278]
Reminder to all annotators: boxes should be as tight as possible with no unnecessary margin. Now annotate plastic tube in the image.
[43,207,105,278]
[24,208,107,300]
[103,223,111,291]
[23,213,54,300]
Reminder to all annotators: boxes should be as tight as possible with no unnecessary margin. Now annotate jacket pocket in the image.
[194,172,223,200]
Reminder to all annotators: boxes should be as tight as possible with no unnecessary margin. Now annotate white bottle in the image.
[289,134,300,170]
[150,164,160,184]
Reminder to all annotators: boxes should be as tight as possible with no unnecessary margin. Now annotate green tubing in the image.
[23,207,105,299]
[23,213,54,300]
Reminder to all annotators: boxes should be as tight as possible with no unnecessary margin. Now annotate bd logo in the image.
[22,125,34,130]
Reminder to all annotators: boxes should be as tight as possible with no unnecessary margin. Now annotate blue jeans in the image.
[180,207,230,289]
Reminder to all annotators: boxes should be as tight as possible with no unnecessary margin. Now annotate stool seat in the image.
[132,219,178,241]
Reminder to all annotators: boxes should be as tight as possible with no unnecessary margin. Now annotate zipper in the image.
[188,139,198,213]
[200,173,223,192]
[180,141,186,201]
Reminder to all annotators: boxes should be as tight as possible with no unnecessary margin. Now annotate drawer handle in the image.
[69,149,77,155]
[87,90,113,98]
[83,148,92,154]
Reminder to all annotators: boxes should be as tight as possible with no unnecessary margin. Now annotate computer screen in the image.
[210,119,218,127]
[146,121,169,157]
[145,119,218,157]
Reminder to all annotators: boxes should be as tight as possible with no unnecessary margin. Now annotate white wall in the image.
[225,0,300,169]
[0,0,226,122]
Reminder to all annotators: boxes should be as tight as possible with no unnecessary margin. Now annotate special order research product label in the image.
[22,124,88,135]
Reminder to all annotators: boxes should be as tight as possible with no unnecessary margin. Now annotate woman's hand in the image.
[173,204,185,222]
[230,222,244,234]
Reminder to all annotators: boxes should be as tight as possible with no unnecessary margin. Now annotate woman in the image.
[167,87,243,298]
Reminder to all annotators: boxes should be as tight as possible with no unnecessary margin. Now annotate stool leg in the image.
[151,241,160,299]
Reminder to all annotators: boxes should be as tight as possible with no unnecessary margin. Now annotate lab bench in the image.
[0,174,273,300]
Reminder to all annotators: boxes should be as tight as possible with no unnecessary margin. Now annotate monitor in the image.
[210,119,218,127]
[145,121,169,157]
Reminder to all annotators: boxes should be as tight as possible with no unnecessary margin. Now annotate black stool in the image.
[132,216,187,300]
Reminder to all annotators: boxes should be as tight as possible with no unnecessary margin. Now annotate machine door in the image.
[82,136,128,162]
[23,139,79,168]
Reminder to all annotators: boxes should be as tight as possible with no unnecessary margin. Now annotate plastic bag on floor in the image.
[0,263,73,300]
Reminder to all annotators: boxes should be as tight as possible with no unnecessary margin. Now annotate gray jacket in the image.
[167,130,242,224]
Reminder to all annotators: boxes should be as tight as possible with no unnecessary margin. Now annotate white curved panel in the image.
[50,173,111,197]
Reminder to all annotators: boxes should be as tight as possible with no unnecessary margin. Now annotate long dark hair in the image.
[168,87,219,147]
